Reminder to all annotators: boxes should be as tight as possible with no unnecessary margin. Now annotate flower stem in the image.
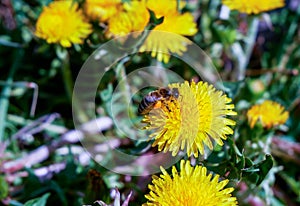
[0,49,24,141]
[61,51,88,123]
[115,57,134,117]
[233,16,259,80]
[244,17,259,69]
[61,52,73,101]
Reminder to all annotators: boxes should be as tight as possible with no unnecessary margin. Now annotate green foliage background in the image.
[1,0,300,205]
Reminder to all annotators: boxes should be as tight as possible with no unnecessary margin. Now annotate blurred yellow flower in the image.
[106,0,197,63]
[247,100,289,129]
[84,0,122,22]
[106,0,149,37]
[142,81,237,157]
[35,0,92,48]
[140,0,198,63]
[143,160,238,206]
[222,0,285,14]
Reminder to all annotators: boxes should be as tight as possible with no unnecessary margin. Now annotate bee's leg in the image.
[153,101,162,109]
[162,101,173,112]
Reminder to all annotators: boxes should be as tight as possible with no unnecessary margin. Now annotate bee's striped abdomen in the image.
[138,94,159,114]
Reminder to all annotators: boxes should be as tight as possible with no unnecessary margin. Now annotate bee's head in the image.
[172,88,179,98]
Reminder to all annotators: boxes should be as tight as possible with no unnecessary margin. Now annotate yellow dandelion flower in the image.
[143,160,238,206]
[35,0,92,48]
[146,0,179,17]
[139,0,198,63]
[222,0,285,14]
[142,81,237,157]
[106,0,197,63]
[84,0,122,22]
[247,100,289,129]
[106,0,150,37]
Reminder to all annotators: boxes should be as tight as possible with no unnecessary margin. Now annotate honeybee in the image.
[138,87,179,114]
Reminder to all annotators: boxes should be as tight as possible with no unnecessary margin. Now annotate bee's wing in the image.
[137,70,165,88]
[137,67,183,88]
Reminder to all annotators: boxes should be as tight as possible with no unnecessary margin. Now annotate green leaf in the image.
[227,138,243,157]
[24,193,50,206]
[222,81,245,99]
[280,172,300,197]
[6,200,24,206]
[148,9,164,29]
[245,157,254,167]
[100,83,113,102]
[242,154,273,186]
[256,154,273,185]
[0,175,9,199]
[211,21,237,46]
[236,155,245,170]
